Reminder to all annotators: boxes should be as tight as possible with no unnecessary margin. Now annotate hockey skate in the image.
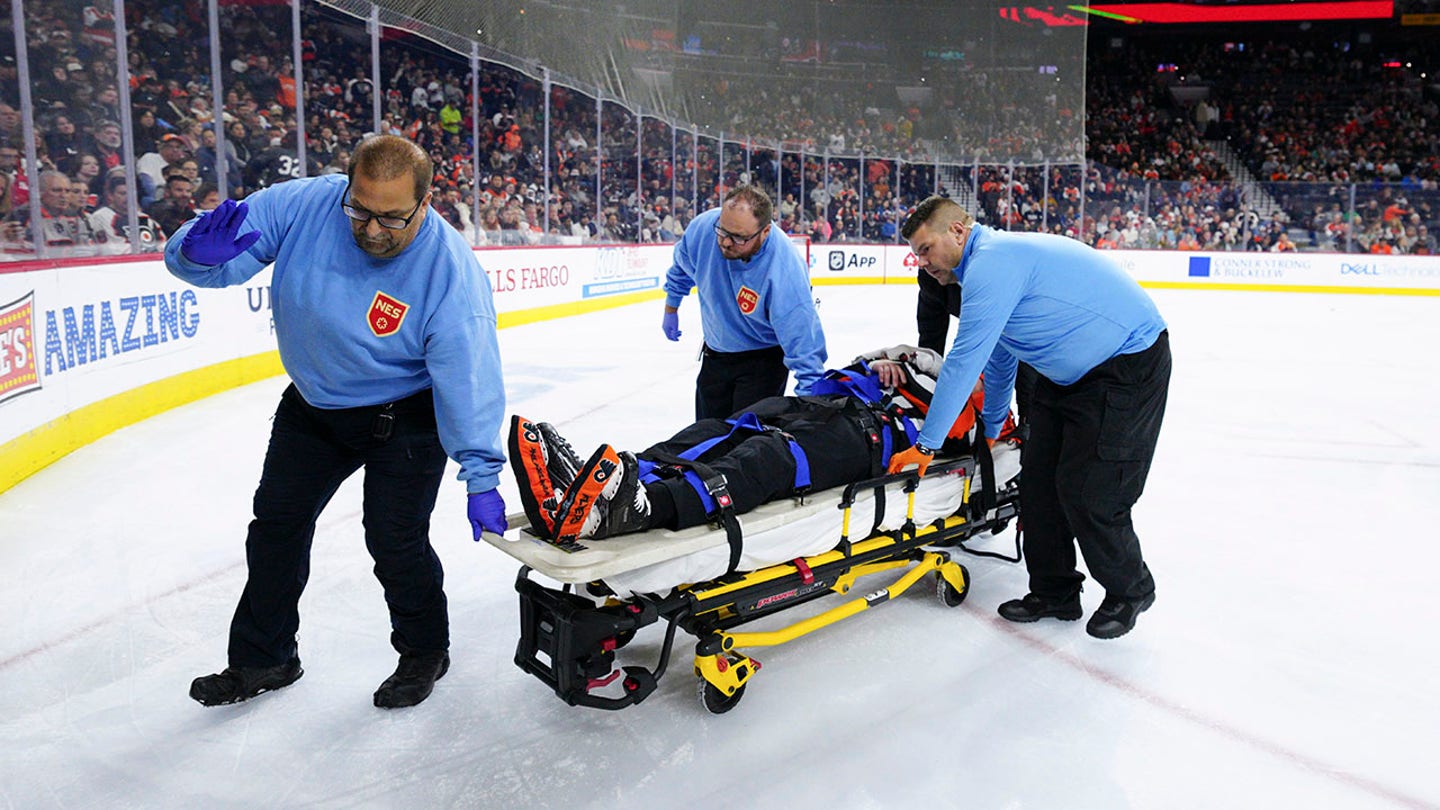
[551,445,651,543]
[508,415,585,539]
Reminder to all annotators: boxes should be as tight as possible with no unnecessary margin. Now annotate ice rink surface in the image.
[2,284,1438,809]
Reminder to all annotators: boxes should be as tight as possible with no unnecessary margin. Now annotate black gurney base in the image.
[512,456,1021,713]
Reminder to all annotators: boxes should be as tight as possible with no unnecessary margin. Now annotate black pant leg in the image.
[1062,333,1168,600]
[1019,381,1085,601]
[229,385,361,668]
[359,392,451,655]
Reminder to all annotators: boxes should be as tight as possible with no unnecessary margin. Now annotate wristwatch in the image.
[912,443,935,457]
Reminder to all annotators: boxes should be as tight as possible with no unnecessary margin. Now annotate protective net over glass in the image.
[373,0,1087,162]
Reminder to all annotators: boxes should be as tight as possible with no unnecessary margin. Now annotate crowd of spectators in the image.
[0,3,1434,259]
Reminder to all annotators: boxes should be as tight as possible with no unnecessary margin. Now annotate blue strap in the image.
[809,364,886,406]
[640,413,767,484]
[640,411,812,507]
[789,439,811,490]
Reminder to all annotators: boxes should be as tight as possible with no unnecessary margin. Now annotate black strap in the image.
[847,404,889,478]
[638,450,745,573]
[972,406,998,519]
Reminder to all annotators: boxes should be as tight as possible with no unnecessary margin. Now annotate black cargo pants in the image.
[1019,331,1170,602]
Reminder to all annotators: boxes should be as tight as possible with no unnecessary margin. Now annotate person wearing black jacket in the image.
[510,344,991,544]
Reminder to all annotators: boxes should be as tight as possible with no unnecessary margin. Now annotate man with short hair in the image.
[88,170,167,253]
[9,170,103,255]
[892,196,1170,640]
[137,134,190,202]
[146,173,195,236]
[193,183,221,212]
[0,103,21,142]
[165,135,507,710]
[90,119,124,172]
[662,185,827,420]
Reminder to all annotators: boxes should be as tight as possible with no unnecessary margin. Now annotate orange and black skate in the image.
[507,415,584,540]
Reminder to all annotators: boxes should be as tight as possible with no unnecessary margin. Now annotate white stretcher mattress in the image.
[485,446,1020,594]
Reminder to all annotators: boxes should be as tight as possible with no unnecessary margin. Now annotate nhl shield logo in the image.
[368,291,409,337]
[736,285,759,315]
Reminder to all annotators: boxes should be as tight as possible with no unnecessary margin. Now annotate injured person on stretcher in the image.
[510,344,1018,550]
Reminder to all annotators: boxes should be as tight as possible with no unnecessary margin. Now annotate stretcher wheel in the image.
[699,680,746,714]
[937,565,970,607]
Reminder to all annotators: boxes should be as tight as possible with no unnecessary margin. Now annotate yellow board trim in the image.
[4,276,1437,493]
[497,288,663,327]
[1,352,286,493]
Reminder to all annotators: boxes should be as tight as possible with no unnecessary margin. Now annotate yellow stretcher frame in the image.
[511,455,1020,713]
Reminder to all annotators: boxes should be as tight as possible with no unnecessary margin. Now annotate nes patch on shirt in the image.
[368,291,409,337]
[736,285,759,315]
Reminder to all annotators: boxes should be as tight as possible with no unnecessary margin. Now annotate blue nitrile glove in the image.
[180,198,261,265]
[468,489,508,539]
[662,309,682,341]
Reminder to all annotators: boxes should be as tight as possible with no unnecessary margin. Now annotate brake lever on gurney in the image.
[514,566,679,710]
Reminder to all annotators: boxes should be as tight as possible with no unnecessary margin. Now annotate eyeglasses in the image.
[340,182,426,230]
[714,223,764,246]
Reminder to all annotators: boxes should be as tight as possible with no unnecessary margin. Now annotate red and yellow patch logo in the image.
[0,292,41,405]
[367,291,409,337]
[736,285,759,316]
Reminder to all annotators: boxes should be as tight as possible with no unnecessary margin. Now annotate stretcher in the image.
[481,444,1022,713]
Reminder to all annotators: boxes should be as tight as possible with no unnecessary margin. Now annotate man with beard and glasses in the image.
[164,135,508,710]
[661,185,826,420]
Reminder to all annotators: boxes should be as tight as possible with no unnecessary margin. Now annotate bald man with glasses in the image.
[164,135,507,710]
[661,185,827,420]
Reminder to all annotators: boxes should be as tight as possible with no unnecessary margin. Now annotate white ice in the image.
[2,285,1438,809]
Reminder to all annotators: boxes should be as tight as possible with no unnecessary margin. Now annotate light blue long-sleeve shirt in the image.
[664,207,827,394]
[916,225,1166,449]
[165,175,506,493]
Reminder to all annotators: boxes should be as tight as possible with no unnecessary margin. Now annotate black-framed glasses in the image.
[340,182,426,230]
[714,223,764,246]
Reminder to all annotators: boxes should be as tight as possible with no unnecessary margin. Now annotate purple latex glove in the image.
[662,309,682,341]
[468,490,508,539]
[180,198,261,265]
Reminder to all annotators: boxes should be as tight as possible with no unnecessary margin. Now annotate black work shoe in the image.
[997,592,1083,623]
[373,651,450,709]
[1086,591,1156,639]
[189,658,303,706]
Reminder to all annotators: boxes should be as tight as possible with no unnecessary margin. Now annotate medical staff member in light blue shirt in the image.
[889,196,1170,640]
[165,135,507,710]
[662,185,827,420]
